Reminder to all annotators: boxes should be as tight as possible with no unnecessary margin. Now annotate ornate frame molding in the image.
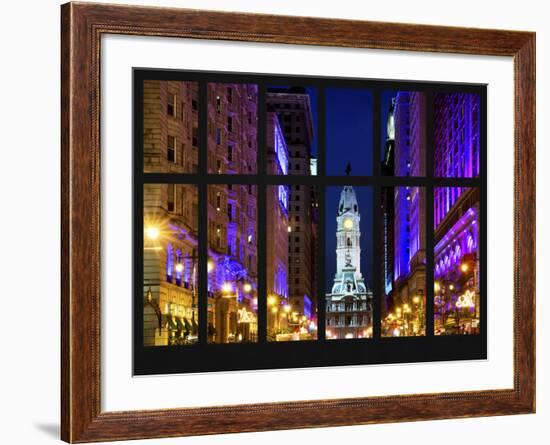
[61,2,535,442]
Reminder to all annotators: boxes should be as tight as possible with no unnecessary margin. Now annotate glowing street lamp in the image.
[460,263,469,273]
[175,263,184,273]
[267,295,277,306]
[434,281,441,292]
[243,283,252,293]
[222,282,233,294]
[145,226,160,240]
[207,260,214,273]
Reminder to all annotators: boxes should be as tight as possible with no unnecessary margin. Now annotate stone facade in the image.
[142,81,261,345]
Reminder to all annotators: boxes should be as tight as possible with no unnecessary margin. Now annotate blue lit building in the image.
[381,92,427,336]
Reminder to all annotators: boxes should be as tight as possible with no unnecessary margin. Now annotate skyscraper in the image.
[267,88,318,333]
[381,91,427,336]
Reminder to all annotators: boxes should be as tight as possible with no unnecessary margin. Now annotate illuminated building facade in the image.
[267,88,319,340]
[381,92,427,336]
[266,112,291,339]
[142,81,260,345]
[142,80,200,346]
[433,93,481,335]
[206,83,259,343]
[434,93,480,178]
[434,187,480,335]
[326,186,373,339]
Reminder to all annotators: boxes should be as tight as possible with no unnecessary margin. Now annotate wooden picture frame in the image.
[61,2,535,442]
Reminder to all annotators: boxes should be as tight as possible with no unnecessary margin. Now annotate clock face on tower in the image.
[343,218,354,230]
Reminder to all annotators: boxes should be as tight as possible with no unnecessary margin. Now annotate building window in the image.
[167,135,176,162]
[227,116,233,133]
[167,93,177,117]
[192,126,198,147]
[167,183,175,212]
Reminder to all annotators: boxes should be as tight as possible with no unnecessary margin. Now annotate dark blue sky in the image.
[326,89,373,176]
[325,186,374,293]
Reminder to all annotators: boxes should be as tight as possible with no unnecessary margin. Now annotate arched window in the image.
[346,237,352,247]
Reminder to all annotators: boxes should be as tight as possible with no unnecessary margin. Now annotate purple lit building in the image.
[433,93,481,335]
[434,93,480,178]
[434,187,480,335]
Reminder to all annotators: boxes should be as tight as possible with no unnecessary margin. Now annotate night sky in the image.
[323,89,376,293]
[326,89,373,176]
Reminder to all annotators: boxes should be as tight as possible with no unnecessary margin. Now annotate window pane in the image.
[143,183,199,346]
[207,184,258,343]
[325,186,373,339]
[266,86,318,176]
[143,80,199,173]
[326,88,373,176]
[434,187,480,335]
[380,187,427,337]
[381,91,427,177]
[208,83,258,174]
[434,93,480,178]
[267,185,318,341]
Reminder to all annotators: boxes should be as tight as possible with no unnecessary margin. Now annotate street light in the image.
[222,282,233,294]
[145,226,160,240]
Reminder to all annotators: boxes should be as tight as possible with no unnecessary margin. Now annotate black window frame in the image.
[133,69,487,375]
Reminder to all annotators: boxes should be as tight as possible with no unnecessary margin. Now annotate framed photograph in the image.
[61,2,535,442]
